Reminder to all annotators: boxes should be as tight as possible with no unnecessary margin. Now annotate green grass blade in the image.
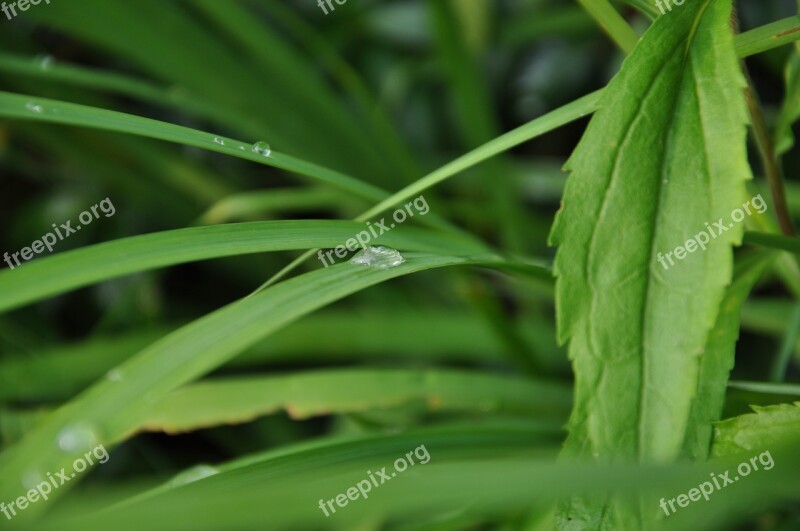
[0,253,540,514]
[576,0,639,53]
[733,15,800,59]
[356,90,603,222]
[197,188,351,225]
[744,231,800,254]
[0,52,263,139]
[134,368,571,434]
[3,309,551,404]
[0,221,493,314]
[0,90,387,202]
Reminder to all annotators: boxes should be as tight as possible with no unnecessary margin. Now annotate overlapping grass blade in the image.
[0,221,493,314]
[2,369,571,440]
[2,310,556,404]
[134,368,572,434]
[0,91,387,202]
[37,424,800,531]
[0,253,546,514]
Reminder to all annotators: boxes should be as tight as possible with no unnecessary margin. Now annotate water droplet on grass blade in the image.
[22,470,44,489]
[252,141,271,157]
[26,102,43,113]
[350,246,405,269]
[56,423,99,453]
[36,54,54,70]
[106,368,123,382]
[213,137,225,146]
[168,465,219,487]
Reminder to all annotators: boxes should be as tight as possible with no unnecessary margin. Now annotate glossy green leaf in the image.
[549,0,751,526]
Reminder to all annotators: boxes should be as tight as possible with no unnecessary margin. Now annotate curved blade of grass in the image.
[134,368,572,434]
[0,90,387,202]
[743,230,800,254]
[577,0,639,53]
[0,252,541,514]
[37,423,564,530]
[0,52,263,139]
[350,21,800,223]
[3,309,552,404]
[251,89,605,291]
[1,19,796,226]
[0,328,171,403]
[357,90,603,222]
[257,1,421,181]
[430,0,527,252]
[2,368,571,440]
[36,423,794,531]
[190,0,392,187]
[774,32,800,155]
[0,90,469,237]
[728,380,800,397]
[733,15,800,59]
[623,0,659,19]
[23,0,386,179]
[196,188,351,225]
[0,221,494,314]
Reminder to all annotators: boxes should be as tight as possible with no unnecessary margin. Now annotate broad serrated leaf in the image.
[681,251,776,459]
[549,0,751,527]
[712,402,800,457]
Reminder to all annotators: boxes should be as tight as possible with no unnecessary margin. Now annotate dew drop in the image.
[21,469,44,490]
[106,368,123,382]
[252,141,272,157]
[26,102,43,113]
[168,464,219,487]
[56,422,99,453]
[213,137,225,146]
[349,246,405,270]
[36,54,54,71]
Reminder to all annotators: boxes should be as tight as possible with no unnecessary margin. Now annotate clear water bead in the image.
[252,141,272,157]
[213,137,225,146]
[168,465,219,487]
[26,102,43,113]
[106,368,123,382]
[56,422,99,453]
[22,470,44,490]
[36,54,54,70]
[349,246,405,270]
